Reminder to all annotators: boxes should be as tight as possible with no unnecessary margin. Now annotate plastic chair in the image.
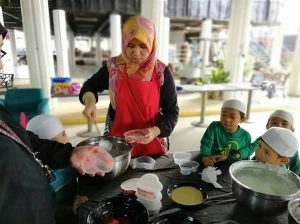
[0,88,49,122]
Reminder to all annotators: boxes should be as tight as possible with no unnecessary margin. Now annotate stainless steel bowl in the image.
[229,161,300,214]
[288,197,300,224]
[77,136,132,179]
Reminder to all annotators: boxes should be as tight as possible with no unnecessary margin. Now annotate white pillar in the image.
[95,33,102,67]
[110,13,121,57]
[269,26,284,69]
[141,0,165,60]
[288,28,300,96]
[225,0,252,83]
[200,19,212,70]
[8,30,18,77]
[161,16,170,64]
[20,0,54,99]
[0,7,4,24]
[53,9,70,77]
[67,30,75,76]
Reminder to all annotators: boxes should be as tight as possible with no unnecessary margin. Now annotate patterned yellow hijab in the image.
[107,16,166,109]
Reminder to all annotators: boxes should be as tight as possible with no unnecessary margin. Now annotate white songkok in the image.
[26,114,64,139]
[269,110,294,127]
[261,127,298,157]
[222,99,246,114]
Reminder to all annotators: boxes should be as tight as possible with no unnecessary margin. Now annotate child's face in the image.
[52,131,68,144]
[220,108,245,133]
[255,139,288,165]
[266,117,293,131]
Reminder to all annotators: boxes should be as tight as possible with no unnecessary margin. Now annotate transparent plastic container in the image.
[137,197,162,216]
[173,152,192,165]
[179,161,199,175]
[120,178,139,196]
[80,146,114,176]
[124,129,146,143]
[131,156,156,170]
[136,174,163,200]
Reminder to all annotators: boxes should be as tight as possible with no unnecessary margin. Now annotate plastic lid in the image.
[137,174,163,193]
[131,156,156,170]
[120,178,139,191]
[173,152,192,165]
[80,146,114,176]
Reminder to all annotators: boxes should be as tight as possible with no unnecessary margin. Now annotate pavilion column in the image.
[95,33,102,67]
[110,13,121,57]
[269,26,284,69]
[20,0,54,98]
[288,28,300,96]
[53,9,70,77]
[225,0,252,83]
[200,19,212,76]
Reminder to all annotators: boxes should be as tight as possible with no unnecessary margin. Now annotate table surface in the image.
[77,153,289,224]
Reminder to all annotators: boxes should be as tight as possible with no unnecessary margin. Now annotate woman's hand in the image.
[137,126,161,144]
[82,104,97,122]
[82,92,97,122]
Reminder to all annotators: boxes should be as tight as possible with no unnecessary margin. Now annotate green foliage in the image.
[209,60,230,84]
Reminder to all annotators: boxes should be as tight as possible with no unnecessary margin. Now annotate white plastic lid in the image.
[137,173,163,193]
[120,178,139,191]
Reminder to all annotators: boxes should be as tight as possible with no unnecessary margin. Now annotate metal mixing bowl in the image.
[77,136,132,179]
[229,161,300,214]
[288,197,300,224]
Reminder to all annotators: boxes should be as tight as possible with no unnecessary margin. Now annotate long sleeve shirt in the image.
[200,121,252,164]
[79,65,179,137]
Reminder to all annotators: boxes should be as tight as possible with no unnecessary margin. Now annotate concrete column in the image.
[53,9,70,77]
[288,28,300,96]
[0,7,4,24]
[141,0,165,60]
[95,33,102,67]
[269,26,284,69]
[110,13,121,57]
[68,30,75,76]
[8,30,18,77]
[200,19,212,75]
[20,0,54,99]
[225,0,252,83]
[161,17,170,64]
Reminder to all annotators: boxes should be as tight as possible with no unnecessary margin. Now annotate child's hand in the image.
[212,154,227,162]
[201,156,216,167]
[232,152,241,158]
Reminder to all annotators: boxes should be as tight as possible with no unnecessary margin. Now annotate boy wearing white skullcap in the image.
[26,114,88,215]
[255,127,298,165]
[26,114,68,143]
[238,109,300,175]
[200,98,251,167]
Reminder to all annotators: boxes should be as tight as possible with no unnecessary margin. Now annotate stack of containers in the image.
[136,173,163,216]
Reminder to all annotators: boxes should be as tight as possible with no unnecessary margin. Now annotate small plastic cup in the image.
[120,178,139,196]
[131,156,156,170]
[179,161,199,175]
[173,152,192,165]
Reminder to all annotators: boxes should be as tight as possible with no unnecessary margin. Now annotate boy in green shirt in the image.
[255,127,298,167]
[239,109,300,175]
[200,99,251,167]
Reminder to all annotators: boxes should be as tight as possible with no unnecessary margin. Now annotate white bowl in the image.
[179,161,199,175]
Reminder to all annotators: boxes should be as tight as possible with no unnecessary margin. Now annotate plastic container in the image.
[124,129,146,143]
[79,146,114,176]
[131,156,156,170]
[179,161,199,175]
[173,152,192,165]
[120,178,139,196]
[137,197,162,216]
[136,174,163,200]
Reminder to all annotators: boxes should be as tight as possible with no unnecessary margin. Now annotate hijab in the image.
[107,16,166,109]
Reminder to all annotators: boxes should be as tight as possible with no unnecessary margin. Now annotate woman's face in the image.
[125,38,151,64]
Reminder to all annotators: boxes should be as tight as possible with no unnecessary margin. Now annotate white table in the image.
[178,83,260,127]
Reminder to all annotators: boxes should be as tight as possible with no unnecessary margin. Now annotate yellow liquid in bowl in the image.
[171,186,203,206]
